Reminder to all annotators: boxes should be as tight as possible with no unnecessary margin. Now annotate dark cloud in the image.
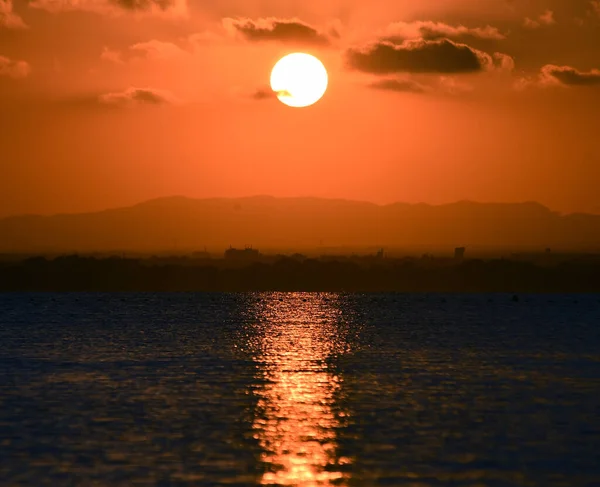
[110,0,175,11]
[369,78,428,94]
[541,64,600,86]
[252,87,292,100]
[516,64,600,90]
[346,39,493,75]
[98,87,177,106]
[30,0,187,16]
[252,88,277,100]
[223,18,334,46]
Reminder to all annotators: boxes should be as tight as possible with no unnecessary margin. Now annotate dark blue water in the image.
[0,293,599,486]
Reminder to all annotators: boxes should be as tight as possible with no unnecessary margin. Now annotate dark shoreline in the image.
[2,255,600,292]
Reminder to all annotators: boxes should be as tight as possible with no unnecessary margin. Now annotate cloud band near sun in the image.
[346,38,509,74]
[223,17,336,46]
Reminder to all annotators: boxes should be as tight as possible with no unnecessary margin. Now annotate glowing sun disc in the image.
[270,53,328,108]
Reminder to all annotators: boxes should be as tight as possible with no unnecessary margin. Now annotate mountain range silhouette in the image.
[1,196,599,253]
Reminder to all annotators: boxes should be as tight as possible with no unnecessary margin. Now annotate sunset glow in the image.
[1,1,600,217]
[1,1,599,484]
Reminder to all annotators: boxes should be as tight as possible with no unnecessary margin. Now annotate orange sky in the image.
[1,0,600,217]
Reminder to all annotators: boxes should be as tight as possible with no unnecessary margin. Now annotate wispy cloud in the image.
[100,46,124,64]
[130,40,187,59]
[369,77,429,94]
[98,87,178,106]
[30,0,187,17]
[0,0,27,29]
[383,21,506,42]
[368,75,475,96]
[523,10,556,29]
[0,55,31,78]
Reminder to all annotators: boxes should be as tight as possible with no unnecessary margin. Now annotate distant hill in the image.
[0,196,599,253]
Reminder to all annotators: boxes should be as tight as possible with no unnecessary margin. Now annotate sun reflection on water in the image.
[248,293,351,486]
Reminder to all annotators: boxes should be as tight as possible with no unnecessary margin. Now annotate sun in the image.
[270,53,328,108]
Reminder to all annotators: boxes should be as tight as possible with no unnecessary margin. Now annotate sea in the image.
[0,293,599,486]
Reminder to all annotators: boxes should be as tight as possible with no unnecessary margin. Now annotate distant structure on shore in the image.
[224,246,261,262]
[454,247,466,260]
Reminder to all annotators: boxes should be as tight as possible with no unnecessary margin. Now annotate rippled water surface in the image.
[1,293,599,486]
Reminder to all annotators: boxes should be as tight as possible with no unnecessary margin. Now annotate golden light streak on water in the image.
[248,293,351,486]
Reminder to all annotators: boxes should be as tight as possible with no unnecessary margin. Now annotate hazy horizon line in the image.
[2,194,592,220]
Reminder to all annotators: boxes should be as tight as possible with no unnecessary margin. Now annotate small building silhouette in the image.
[376,248,385,260]
[454,247,466,260]
[224,245,260,261]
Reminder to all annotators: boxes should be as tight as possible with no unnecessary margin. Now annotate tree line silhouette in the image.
[1,254,599,292]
